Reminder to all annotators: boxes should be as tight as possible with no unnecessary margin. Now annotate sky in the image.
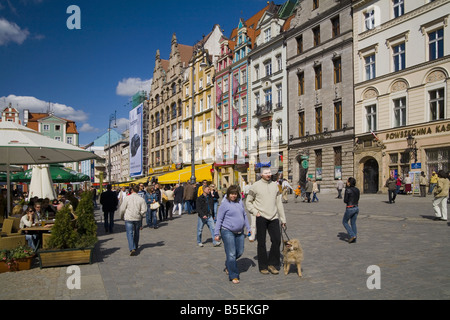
[0,0,275,146]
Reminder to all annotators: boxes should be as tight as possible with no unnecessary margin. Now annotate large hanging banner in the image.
[129,103,143,177]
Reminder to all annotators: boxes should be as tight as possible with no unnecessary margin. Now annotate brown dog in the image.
[282,239,304,277]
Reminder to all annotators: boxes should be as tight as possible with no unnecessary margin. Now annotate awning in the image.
[158,164,212,184]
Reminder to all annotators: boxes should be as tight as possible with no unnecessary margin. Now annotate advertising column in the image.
[129,103,143,178]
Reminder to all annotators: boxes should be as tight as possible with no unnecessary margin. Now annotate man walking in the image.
[419,171,427,197]
[183,181,195,214]
[304,178,313,203]
[100,184,119,233]
[336,178,345,199]
[120,186,147,256]
[385,174,397,204]
[196,185,221,247]
[246,166,286,275]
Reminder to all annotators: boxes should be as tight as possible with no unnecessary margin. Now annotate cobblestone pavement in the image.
[1,192,449,302]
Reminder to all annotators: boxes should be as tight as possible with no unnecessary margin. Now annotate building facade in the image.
[248,1,297,183]
[352,0,450,193]
[286,0,355,192]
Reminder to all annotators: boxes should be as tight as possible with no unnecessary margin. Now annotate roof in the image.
[26,112,79,134]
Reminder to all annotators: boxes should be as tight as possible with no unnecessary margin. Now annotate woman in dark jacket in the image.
[342,177,360,243]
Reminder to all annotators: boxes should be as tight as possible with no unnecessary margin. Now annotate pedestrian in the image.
[183,181,195,214]
[173,183,184,216]
[404,174,412,195]
[246,166,286,275]
[196,184,221,247]
[119,185,147,256]
[90,186,97,209]
[154,183,165,221]
[396,175,402,194]
[419,171,427,197]
[145,186,158,229]
[336,178,345,199]
[428,171,438,195]
[281,179,293,203]
[214,185,251,284]
[385,174,397,203]
[165,186,174,220]
[304,178,313,203]
[210,184,220,221]
[294,185,302,202]
[342,177,360,243]
[432,170,449,221]
[312,179,319,202]
[99,184,119,233]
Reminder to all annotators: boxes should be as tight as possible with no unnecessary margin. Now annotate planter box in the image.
[0,256,35,273]
[38,247,94,268]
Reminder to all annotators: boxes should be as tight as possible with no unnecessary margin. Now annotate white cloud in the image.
[116,77,152,97]
[115,117,129,132]
[0,18,29,45]
[0,94,88,123]
[78,123,99,133]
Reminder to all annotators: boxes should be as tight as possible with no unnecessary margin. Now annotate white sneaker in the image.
[198,243,204,247]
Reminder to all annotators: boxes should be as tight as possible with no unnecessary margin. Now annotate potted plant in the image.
[38,190,98,268]
[0,245,35,273]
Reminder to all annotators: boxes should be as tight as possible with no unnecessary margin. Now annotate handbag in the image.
[150,202,160,210]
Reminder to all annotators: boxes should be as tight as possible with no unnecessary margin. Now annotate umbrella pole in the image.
[6,150,11,218]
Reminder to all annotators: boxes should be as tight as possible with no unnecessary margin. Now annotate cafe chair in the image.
[0,218,21,236]
[0,235,26,250]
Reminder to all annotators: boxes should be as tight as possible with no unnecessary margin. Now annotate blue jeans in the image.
[197,216,219,245]
[220,228,245,280]
[146,208,158,228]
[125,220,141,252]
[342,206,359,239]
[213,201,218,219]
[312,192,319,202]
[185,200,193,214]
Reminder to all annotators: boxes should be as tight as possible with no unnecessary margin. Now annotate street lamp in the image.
[406,134,417,163]
[108,111,117,183]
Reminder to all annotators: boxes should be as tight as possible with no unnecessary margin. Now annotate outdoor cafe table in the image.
[19,223,54,249]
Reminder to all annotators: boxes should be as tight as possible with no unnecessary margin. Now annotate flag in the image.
[232,74,239,97]
[370,130,379,141]
[216,84,222,104]
[232,107,240,129]
[216,113,222,130]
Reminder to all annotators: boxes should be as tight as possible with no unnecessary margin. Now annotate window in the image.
[67,137,73,144]
[314,65,322,90]
[207,95,212,109]
[313,26,321,46]
[55,125,61,131]
[265,61,272,77]
[366,105,377,131]
[365,54,376,80]
[426,147,450,176]
[266,125,272,141]
[43,124,49,131]
[331,16,340,38]
[255,66,260,80]
[393,97,407,127]
[333,58,342,83]
[315,107,322,133]
[334,101,342,130]
[393,0,404,18]
[365,10,375,30]
[429,28,444,61]
[264,28,271,43]
[276,84,282,108]
[241,69,246,84]
[264,88,272,107]
[55,137,61,141]
[277,55,282,72]
[393,43,405,71]
[429,88,445,120]
[298,72,305,96]
[298,112,305,137]
[296,35,303,54]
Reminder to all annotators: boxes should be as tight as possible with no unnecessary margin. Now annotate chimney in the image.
[24,109,29,126]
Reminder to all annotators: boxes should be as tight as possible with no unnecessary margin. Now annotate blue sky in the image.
[0,0,273,145]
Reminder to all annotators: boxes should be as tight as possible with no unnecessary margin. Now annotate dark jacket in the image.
[385,177,396,191]
[344,186,360,207]
[174,185,184,204]
[183,183,195,200]
[100,190,118,212]
[196,194,214,219]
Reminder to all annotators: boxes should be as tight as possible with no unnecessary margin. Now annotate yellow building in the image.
[182,47,216,183]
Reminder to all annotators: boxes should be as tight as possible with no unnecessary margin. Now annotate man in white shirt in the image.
[120,186,147,256]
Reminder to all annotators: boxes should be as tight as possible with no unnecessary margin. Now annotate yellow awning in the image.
[157,164,212,184]
[130,176,150,184]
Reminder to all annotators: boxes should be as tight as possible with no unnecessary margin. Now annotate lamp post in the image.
[108,110,117,183]
[406,134,417,164]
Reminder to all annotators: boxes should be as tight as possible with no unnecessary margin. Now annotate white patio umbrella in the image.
[28,165,57,200]
[0,121,99,216]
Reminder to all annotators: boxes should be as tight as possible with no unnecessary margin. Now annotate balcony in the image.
[255,102,273,117]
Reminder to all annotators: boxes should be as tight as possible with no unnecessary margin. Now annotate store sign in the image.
[385,122,450,141]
